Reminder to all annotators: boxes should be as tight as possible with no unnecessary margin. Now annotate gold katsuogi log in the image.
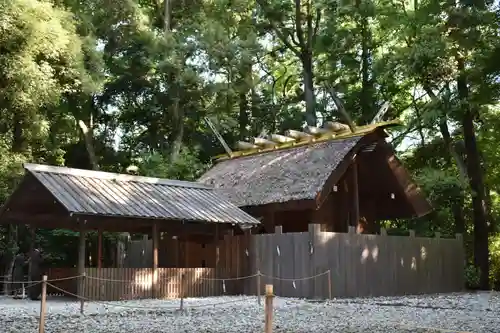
[284,129,314,141]
[251,137,278,148]
[270,134,296,144]
[236,141,259,150]
[323,121,350,133]
[304,126,330,136]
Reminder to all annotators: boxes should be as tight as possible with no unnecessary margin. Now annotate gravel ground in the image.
[0,292,492,332]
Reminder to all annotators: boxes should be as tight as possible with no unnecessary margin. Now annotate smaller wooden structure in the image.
[199,121,432,234]
[0,164,260,300]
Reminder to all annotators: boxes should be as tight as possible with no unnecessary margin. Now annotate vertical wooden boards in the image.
[103,228,466,300]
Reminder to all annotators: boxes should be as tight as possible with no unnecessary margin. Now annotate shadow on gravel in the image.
[305,299,492,312]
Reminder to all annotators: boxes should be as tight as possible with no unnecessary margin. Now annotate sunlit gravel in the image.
[0,292,492,332]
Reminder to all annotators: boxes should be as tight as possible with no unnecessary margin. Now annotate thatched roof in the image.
[199,135,363,207]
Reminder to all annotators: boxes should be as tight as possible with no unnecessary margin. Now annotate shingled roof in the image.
[199,135,363,207]
[6,164,261,227]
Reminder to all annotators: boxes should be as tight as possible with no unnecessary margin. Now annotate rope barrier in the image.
[260,270,330,281]
[84,271,330,283]
[1,281,42,297]
[6,275,84,285]
[197,273,261,281]
[5,280,473,333]
[46,282,250,310]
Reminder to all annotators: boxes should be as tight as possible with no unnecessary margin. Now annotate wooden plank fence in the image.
[82,268,220,301]
[43,225,465,301]
[220,225,465,299]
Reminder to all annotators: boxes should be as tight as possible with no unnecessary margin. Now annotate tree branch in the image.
[294,0,307,49]
[324,84,356,132]
[256,0,301,56]
[311,9,321,48]
[306,1,313,50]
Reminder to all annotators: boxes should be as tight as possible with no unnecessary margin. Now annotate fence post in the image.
[80,272,86,315]
[380,228,387,236]
[264,284,274,333]
[327,270,332,299]
[180,272,186,311]
[257,270,261,306]
[38,275,47,333]
[409,230,415,237]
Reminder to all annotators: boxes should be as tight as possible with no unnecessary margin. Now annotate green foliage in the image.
[465,263,480,289]
[489,234,500,289]
[134,148,208,181]
[0,140,27,204]
[0,0,498,286]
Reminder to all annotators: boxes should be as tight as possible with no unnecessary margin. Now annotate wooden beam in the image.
[351,157,360,230]
[77,227,86,298]
[152,223,159,298]
[97,229,103,269]
[0,213,71,226]
[1,212,244,235]
[28,227,35,284]
[215,224,220,279]
[244,199,316,214]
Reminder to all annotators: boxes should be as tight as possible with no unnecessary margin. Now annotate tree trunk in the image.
[302,52,316,126]
[239,92,249,140]
[78,119,99,170]
[357,3,374,123]
[457,57,489,289]
[438,120,466,234]
[422,85,467,234]
[11,109,25,153]
[238,61,252,139]
[169,98,184,163]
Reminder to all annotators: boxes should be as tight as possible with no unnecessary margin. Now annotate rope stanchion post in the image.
[264,284,274,333]
[38,275,47,333]
[327,270,332,299]
[180,272,186,311]
[80,272,86,315]
[257,270,261,306]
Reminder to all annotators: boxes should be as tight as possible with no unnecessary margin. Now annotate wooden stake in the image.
[38,275,47,333]
[80,272,86,315]
[264,284,274,333]
[327,270,332,299]
[257,269,261,306]
[180,272,185,311]
[152,224,159,298]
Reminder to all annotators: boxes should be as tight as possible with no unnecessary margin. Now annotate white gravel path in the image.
[0,292,492,332]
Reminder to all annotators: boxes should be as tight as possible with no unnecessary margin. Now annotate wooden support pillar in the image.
[243,228,252,294]
[77,228,87,297]
[152,224,159,298]
[175,236,180,268]
[97,229,103,269]
[351,156,360,231]
[215,224,220,279]
[28,227,35,283]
